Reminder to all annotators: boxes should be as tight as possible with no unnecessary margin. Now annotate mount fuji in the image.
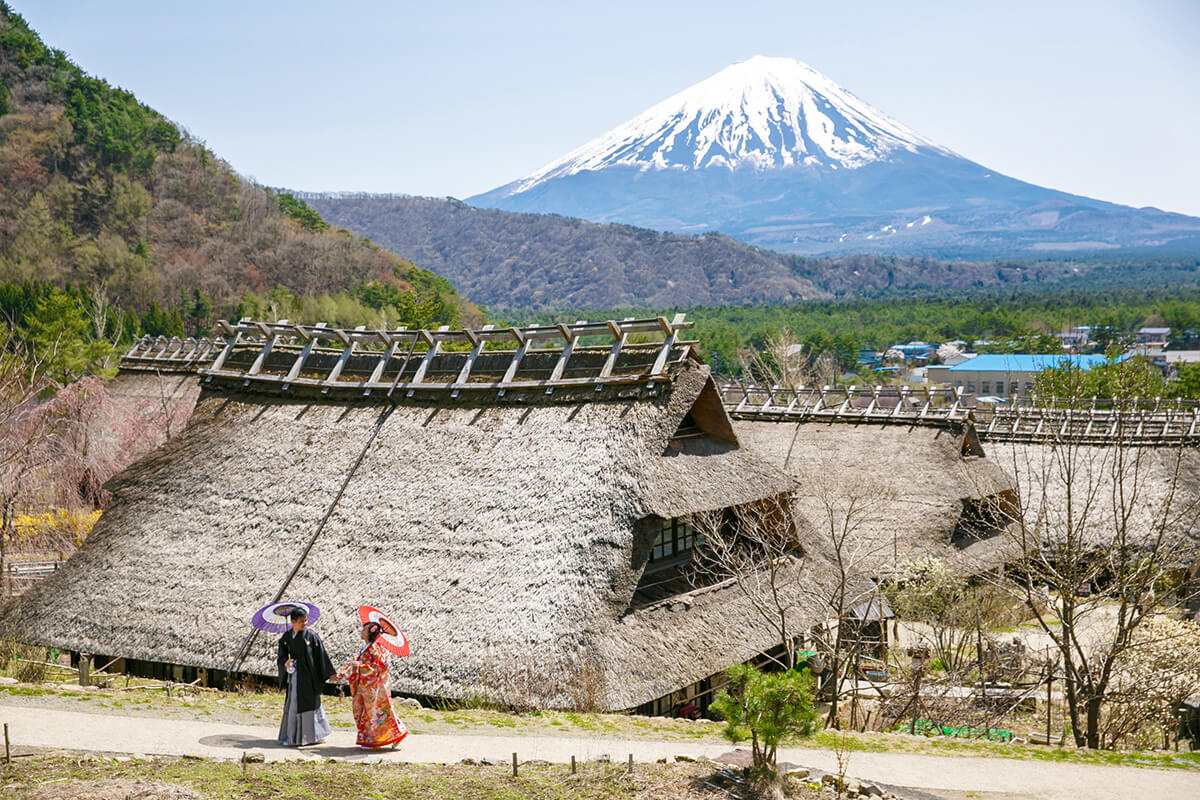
[469,56,1200,257]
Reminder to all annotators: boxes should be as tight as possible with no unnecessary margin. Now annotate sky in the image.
[14,1,1200,216]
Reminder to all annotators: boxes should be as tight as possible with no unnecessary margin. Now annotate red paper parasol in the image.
[358,605,410,656]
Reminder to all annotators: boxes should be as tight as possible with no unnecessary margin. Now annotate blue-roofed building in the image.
[926,353,1115,398]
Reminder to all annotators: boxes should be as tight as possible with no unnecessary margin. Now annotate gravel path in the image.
[3,699,1197,800]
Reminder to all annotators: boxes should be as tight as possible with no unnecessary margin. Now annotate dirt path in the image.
[2,699,1197,800]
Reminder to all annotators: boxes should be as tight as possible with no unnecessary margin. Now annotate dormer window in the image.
[651,518,697,561]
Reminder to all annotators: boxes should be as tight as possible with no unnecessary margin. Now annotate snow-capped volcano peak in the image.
[507,55,951,194]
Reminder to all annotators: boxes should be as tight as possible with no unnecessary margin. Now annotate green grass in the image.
[0,755,752,800]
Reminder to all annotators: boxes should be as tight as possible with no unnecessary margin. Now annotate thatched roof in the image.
[8,341,804,710]
[732,419,1015,575]
[987,442,1200,555]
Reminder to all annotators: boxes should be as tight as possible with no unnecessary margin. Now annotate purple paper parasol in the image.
[250,601,320,633]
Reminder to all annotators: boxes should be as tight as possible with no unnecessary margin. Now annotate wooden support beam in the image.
[405,326,447,398]
[321,325,365,393]
[497,329,529,398]
[649,315,685,377]
[451,324,493,398]
[544,322,582,394]
[246,320,288,381]
[596,319,629,391]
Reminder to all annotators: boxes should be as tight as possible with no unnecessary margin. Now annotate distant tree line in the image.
[498,285,1200,379]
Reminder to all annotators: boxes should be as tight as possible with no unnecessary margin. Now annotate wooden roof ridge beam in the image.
[320,325,366,394]
[245,319,288,383]
[282,322,328,391]
[451,324,493,398]
[545,322,583,395]
[207,315,693,348]
[404,326,448,398]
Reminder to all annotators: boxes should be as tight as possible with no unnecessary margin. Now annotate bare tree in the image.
[740,327,814,387]
[1,324,169,596]
[689,468,892,727]
[791,467,893,726]
[689,499,804,670]
[992,432,1200,748]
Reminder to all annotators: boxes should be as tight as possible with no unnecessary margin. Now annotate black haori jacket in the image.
[277,629,336,713]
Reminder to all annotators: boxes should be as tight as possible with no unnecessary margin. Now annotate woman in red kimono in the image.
[337,621,408,748]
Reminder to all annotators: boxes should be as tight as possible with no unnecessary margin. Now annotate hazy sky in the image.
[15,1,1200,215]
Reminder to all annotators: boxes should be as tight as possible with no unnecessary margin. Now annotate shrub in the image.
[710,663,817,780]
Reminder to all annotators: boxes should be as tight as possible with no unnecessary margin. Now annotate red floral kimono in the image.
[337,640,408,748]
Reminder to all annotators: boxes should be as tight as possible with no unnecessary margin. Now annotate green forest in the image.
[0,2,477,368]
[496,285,1200,378]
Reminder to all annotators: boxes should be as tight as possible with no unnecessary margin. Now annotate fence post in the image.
[511,752,517,777]
[78,653,91,687]
[1046,675,1053,745]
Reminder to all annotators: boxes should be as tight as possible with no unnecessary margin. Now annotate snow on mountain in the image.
[469,56,1200,258]
[509,56,953,194]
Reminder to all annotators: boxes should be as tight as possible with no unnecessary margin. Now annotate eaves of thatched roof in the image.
[987,441,1200,555]
[7,354,799,710]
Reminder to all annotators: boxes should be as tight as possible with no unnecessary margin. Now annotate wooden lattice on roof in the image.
[721,382,1200,445]
[120,336,224,373]
[184,315,697,399]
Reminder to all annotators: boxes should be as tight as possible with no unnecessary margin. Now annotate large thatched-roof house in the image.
[723,384,1200,595]
[728,412,1015,575]
[8,318,818,711]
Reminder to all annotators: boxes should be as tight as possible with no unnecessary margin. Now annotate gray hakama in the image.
[278,668,331,746]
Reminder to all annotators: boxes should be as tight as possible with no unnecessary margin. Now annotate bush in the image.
[710,663,817,780]
[0,636,50,683]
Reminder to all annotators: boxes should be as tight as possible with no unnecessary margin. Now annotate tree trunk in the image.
[827,652,840,727]
[0,499,11,599]
[1064,677,1086,748]
[1085,695,1102,749]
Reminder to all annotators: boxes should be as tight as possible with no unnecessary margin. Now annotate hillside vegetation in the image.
[0,3,478,339]
[303,194,1200,311]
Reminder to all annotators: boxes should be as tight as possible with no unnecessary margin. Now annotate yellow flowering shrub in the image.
[8,509,102,547]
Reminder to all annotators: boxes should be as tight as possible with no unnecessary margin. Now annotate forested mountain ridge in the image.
[302,193,1192,310]
[0,3,478,333]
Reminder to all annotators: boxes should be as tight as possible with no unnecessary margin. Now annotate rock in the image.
[479,758,499,766]
[821,774,848,791]
[656,757,668,764]
[241,751,266,764]
[181,753,203,761]
[459,758,477,766]
[860,783,883,797]
[593,754,611,763]
[0,676,17,685]
[672,754,696,763]
[787,767,810,778]
[395,697,423,710]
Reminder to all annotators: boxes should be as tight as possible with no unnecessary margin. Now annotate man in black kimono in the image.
[277,606,336,746]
